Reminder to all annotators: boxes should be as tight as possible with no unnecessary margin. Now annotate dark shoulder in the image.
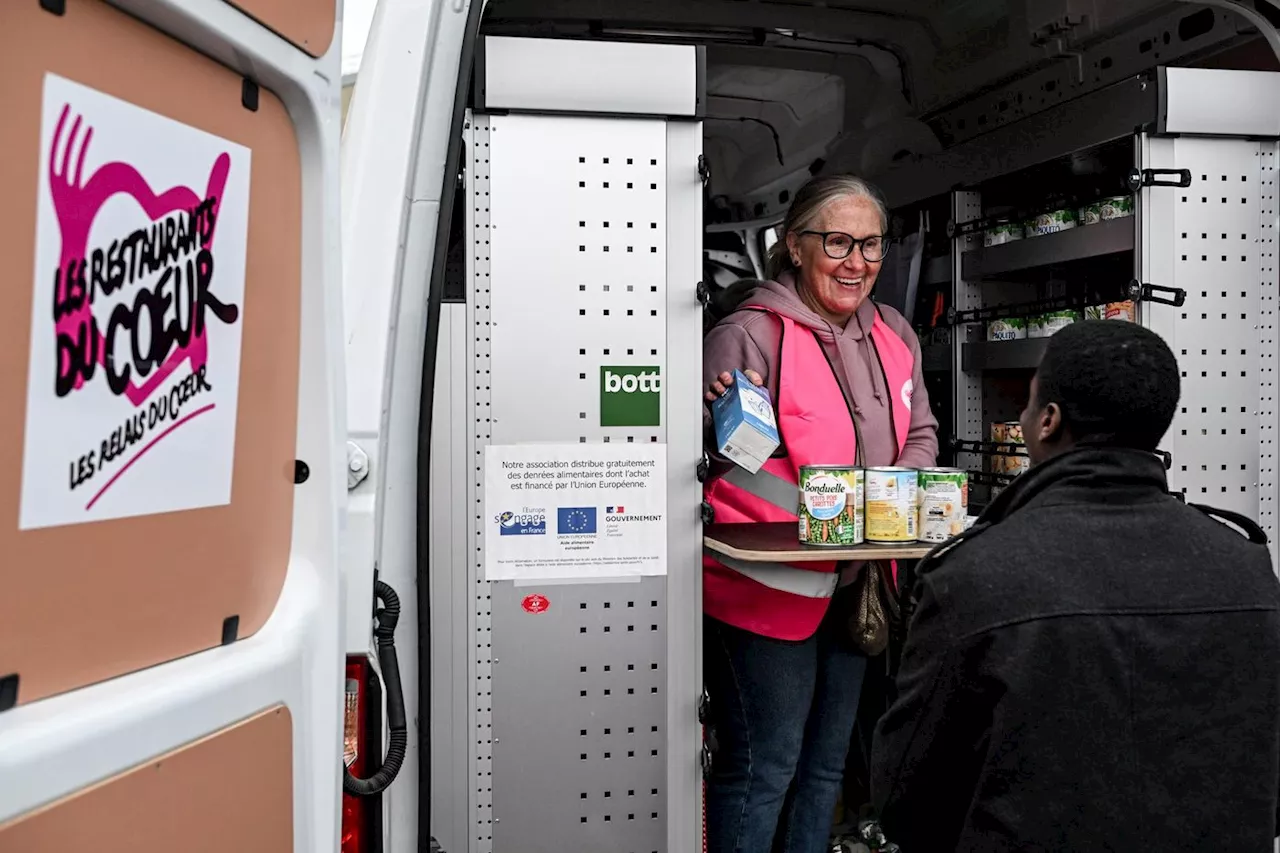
[1178,499,1275,565]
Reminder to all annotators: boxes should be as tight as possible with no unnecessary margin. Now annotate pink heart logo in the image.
[47,103,239,408]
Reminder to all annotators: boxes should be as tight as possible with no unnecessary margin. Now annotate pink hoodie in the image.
[703,272,939,478]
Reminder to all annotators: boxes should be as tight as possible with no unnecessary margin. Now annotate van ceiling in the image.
[480,0,1259,219]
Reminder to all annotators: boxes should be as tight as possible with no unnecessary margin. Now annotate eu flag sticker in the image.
[557,506,597,535]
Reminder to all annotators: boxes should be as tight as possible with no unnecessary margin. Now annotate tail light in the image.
[341,655,383,853]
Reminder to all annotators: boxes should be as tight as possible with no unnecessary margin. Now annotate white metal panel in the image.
[662,118,705,853]
[466,105,703,850]
[1162,68,1280,138]
[466,115,497,853]
[1259,142,1279,554]
[482,36,700,117]
[1140,134,1269,559]
[428,303,471,853]
[488,114,670,444]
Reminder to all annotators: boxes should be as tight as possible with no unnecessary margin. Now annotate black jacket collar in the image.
[980,445,1171,524]
[912,447,1171,576]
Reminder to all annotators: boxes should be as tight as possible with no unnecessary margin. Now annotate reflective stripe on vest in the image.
[709,551,839,599]
[721,466,797,515]
[703,304,916,639]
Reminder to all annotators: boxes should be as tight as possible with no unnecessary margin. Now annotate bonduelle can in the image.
[918,468,969,543]
[865,467,919,543]
[798,466,864,546]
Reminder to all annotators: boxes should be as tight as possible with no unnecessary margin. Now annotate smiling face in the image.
[784,194,886,326]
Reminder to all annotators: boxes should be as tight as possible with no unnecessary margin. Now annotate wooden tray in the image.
[704,522,934,562]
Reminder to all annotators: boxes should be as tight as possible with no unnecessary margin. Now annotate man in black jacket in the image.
[870,320,1280,852]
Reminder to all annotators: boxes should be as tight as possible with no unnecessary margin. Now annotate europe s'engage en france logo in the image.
[495,509,546,536]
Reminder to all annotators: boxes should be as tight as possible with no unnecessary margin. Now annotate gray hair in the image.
[765,174,889,281]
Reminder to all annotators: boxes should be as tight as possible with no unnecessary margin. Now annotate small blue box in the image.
[711,370,781,474]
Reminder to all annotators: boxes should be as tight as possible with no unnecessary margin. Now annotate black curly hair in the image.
[1032,320,1181,452]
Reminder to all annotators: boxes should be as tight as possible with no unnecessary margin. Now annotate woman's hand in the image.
[705,369,764,403]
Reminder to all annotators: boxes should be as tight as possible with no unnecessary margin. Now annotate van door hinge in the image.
[1126,167,1192,191]
[696,451,710,483]
[698,154,711,187]
[696,280,710,307]
[347,441,370,490]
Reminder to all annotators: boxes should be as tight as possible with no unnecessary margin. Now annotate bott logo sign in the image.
[600,365,661,428]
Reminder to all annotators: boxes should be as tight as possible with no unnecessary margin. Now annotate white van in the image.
[2,1,1277,852]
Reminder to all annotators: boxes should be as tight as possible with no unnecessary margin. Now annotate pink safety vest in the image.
[703,303,915,641]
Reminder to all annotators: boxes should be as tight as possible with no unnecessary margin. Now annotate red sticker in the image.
[521,594,550,614]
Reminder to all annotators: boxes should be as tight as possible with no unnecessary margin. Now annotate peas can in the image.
[865,467,918,543]
[987,316,1028,342]
[1026,208,1077,237]
[1098,195,1134,221]
[798,466,864,546]
[1029,309,1081,338]
[918,468,969,543]
[983,221,1024,247]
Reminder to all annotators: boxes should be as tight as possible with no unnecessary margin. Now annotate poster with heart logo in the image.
[18,73,251,530]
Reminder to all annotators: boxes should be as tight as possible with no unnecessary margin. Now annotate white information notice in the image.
[484,443,668,582]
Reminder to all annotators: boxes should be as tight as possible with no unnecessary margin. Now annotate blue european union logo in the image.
[557,506,598,535]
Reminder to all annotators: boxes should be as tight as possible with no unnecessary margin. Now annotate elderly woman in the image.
[701,174,939,853]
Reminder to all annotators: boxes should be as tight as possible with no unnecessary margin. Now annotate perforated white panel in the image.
[466,115,496,853]
[470,109,703,853]
[488,114,668,445]
[1140,134,1268,541]
[1259,143,1278,551]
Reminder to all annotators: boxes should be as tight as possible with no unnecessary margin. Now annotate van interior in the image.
[435,0,1278,835]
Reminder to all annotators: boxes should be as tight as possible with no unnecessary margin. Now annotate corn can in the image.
[918,468,969,543]
[865,467,918,543]
[798,466,864,546]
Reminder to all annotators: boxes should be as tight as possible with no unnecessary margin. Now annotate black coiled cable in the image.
[343,579,407,796]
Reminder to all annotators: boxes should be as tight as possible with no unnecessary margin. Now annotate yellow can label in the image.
[865,469,918,542]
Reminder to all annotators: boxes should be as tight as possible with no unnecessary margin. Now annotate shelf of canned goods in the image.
[903,92,1274,530]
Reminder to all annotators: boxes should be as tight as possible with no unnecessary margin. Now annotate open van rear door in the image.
[0,1,346,850]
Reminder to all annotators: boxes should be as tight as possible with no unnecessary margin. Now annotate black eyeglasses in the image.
[798,230,891,263]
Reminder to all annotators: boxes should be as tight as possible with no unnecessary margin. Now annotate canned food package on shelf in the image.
[1026,208,1077,237]
[987,316,1027,342]
[918,468,969,543]
[798,466,864,547]
[1029,309,1081,339]
[866,467,919,543]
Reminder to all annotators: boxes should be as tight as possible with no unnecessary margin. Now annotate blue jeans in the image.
[704,587,868,853]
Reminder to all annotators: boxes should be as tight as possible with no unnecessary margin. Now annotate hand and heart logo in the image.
[19,73,252,531]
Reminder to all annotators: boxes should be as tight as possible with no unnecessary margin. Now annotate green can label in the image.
[1098,195,1134,220]
[918,469,968,543]
[798,466,864,546]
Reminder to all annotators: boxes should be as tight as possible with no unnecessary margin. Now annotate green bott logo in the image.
[600,366,662,427]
